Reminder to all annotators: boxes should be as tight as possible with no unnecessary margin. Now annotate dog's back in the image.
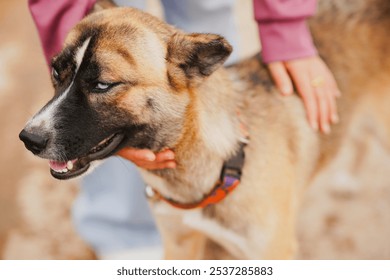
[300,0,390,259]
[221,0,390,259]
[257,0,390,259]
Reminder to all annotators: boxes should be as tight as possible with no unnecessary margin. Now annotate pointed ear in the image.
[89,0,116,13]
[166,33,232,80]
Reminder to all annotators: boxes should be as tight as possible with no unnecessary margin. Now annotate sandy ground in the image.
[0,0,389,259]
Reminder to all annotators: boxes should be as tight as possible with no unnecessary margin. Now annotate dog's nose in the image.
[19,129,48,155]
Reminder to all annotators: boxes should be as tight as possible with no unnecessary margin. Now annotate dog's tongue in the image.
[48,160,67,171]
[48,159,76,171]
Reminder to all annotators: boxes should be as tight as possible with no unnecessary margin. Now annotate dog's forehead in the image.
[96,25,166,64]
[62,17,169,81]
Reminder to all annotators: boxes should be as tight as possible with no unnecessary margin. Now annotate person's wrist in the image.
[258,19,317,64]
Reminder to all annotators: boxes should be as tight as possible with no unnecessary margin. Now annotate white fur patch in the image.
[75,37,91,72]
[26,82,73,132]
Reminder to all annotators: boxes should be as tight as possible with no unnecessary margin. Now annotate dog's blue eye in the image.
[92,82,117,93]
[92,82,120,93]
[96,82,110,90]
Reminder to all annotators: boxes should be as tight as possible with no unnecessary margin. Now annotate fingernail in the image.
[322,123,331,134]
[281,85,292,95]
[331,114,339,124]
[145,153,156,161]
[311,121,319,131]
[164,153,175,160]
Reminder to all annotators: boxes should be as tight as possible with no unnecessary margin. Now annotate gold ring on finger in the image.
[311,76,325,88]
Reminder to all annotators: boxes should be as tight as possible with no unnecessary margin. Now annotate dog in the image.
[19,0,390,259]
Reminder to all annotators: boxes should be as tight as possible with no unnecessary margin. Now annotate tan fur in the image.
[52,1,390,259]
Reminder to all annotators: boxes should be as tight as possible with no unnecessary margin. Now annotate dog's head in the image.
[19,7,232,179]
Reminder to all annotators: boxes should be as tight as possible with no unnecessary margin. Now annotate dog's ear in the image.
[89,0,116,13]
[167,33,232,83]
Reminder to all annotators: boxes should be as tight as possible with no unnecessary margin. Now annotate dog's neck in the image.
[144,69,241,204]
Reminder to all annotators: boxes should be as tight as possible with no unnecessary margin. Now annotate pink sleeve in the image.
[253,0,318,63]
[28,0,96,66]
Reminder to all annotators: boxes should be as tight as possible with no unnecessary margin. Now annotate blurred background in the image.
[0,0,389,259]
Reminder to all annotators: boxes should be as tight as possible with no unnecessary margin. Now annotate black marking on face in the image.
[51,48,77,88]
[51,27,101,88]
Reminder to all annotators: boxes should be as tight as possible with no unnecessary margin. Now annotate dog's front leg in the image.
[151,204,208,259]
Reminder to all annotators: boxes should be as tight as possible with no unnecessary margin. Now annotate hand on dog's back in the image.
[268,56,340,134]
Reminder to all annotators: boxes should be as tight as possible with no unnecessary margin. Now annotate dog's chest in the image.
[151,199,253,259]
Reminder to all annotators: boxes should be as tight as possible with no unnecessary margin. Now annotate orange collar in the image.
[145,142,247,210]
[145,176,240,210]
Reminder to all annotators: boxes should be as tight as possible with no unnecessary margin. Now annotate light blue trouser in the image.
[72,0,239,256]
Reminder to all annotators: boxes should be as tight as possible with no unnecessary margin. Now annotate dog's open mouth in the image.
[49,133,125,180]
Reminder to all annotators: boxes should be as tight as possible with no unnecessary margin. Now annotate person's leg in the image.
[161,0,239,65]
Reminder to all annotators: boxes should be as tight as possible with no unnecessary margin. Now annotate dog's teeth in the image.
[67,161,74,171]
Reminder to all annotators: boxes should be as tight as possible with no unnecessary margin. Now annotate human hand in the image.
[117,148,176,170]
[268,56,340,134]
